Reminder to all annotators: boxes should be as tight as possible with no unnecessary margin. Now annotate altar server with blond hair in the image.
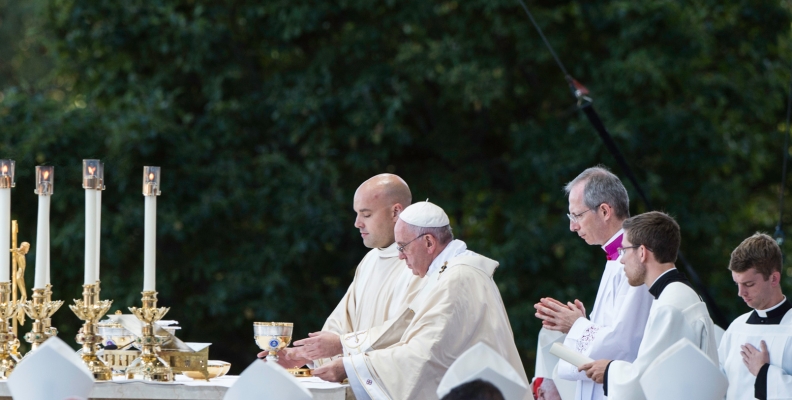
[718,233,792,400]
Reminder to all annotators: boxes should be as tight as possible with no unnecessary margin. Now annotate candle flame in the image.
[42,170,50,180]
[1,165,7,174]
[148,172,155,181]
[88,166,95,175]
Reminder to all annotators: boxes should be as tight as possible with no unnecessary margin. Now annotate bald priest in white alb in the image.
[275,174,424,368]
[311,201,530,400]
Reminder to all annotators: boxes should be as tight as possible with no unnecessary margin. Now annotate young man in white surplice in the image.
[578,211,718,399]
[534,166,653,400]
[718,233,792,400]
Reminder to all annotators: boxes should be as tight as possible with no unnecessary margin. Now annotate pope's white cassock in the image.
[557,229,654,400]
[605,268,718,399]
[719,297,792,400]
[339,239,530,400]
[314,242,424,366]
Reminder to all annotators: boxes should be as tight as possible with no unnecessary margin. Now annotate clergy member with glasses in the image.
[534,166,653,400]
[578,211,718,399]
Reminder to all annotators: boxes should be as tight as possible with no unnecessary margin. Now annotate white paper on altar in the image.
[550,343,594,368]
[9,337,94,400]
[224,361,313,400]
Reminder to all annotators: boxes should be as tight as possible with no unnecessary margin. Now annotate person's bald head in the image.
[353,174,412,248]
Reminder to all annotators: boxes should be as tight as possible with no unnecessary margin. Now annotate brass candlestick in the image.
[69,282,113,380]
[0,282,19,378]
[22,287,63,351]
[126,291,173,381]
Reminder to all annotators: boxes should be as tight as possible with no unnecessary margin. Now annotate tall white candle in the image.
[83,160,100,285]
[95,162,104,282]
[142,167,161,292]
[34,166,53,289]
[0,160,15,283]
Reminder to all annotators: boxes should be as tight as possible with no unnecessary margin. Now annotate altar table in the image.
[0,375,354,400]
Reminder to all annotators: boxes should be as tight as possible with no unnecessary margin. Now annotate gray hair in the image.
[564,165,630,220]
[404,222,454,246]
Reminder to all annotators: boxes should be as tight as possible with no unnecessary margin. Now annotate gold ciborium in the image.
[69,281,113,380]
[126,291,173,382]
[22,286,63,351]
[0,282,19,378]
[254,322,293,362]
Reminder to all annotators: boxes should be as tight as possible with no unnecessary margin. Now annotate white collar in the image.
[377,242,399,258]
[756,296,788,318]
[426,240,468,277]
[601,228,624,251]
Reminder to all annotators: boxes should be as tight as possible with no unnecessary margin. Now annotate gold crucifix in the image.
[10,220,29,337]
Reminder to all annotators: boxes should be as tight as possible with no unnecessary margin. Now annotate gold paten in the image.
[126,291,174,382]
[69,282,113,380]
[288,368,313,378]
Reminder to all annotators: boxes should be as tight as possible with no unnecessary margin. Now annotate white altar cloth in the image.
[0,374,352,400]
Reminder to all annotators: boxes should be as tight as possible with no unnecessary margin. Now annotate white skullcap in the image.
[400,201,449,228]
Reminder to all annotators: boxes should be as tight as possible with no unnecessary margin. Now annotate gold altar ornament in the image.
[0,282,19,379]
[253,322,293,362]
[22,286,63,351]
[10,221,28,331]
[69,282,113,380]
[126,291,174,381]
[288,368,313,378]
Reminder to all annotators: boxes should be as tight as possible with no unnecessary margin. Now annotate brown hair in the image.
[728,233,782,280]
[622,211,680,264]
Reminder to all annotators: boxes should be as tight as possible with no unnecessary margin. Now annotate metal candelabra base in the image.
[127,291,173,382]
[69,281,113,380]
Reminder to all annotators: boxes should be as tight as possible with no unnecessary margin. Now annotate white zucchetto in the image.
[400,201,449,228]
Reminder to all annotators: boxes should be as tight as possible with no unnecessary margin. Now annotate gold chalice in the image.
[254,322,292,362]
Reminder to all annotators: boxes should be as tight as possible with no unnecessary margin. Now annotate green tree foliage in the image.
[0,0,790,375]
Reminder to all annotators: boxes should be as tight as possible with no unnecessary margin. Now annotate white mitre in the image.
[399,200,449,228]
[224,360,313,400]
[436,342,531,400]
[8,336,94,400]
[640,338,727,400]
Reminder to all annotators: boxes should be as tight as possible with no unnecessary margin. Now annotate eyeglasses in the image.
[617,245,653,256]
[567,208,594,223]
[397,234,428,253]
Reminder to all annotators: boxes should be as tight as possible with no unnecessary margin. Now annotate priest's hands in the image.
[313,358,347,382]
[257,348,310,369]
[741,340,770,376]
[534,297,586,334]
[292,331,343,360]
[579,359,610,384]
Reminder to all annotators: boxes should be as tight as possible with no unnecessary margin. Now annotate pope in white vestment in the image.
[341,240,529,399]
[605,269,718,399]
[555,229,654,400]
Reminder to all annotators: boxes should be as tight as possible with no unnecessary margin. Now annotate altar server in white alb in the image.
[312,201,530,400]
[275,174,424,367]
[578,211,718,399]
[718,233,792,400]
[534,166,653,400]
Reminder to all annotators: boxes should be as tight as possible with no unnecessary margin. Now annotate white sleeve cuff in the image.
[343,354,389,400]
[566,317,593,341]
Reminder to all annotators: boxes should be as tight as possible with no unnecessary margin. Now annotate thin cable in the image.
[775,74,792,246]
[515,0,570,79]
